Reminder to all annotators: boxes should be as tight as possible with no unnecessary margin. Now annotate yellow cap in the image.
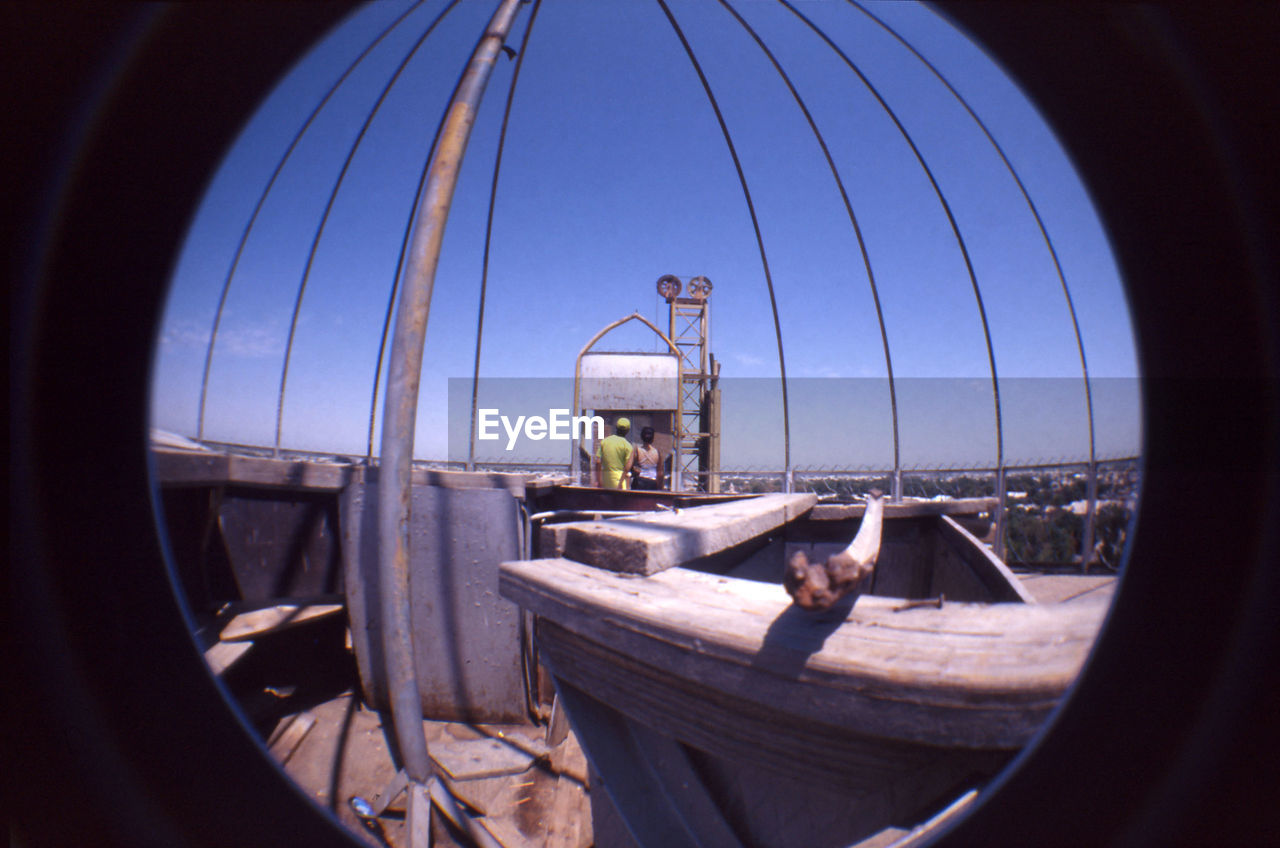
[616,417,631,431]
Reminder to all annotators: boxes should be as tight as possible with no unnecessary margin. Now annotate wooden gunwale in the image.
[500,557,1108,750]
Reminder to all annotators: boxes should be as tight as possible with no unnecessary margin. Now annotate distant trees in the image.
[1005,507,1083,564]
[1093,503,1130,569]
[739,463,1136,567]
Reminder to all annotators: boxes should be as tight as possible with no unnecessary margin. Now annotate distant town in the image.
[722,458,1140,570]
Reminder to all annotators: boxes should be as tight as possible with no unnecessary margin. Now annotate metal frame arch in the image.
[274,0,465,455]
[716,0,903,500]
[655,0,795,491]
[852,0,1101,567]
[365,0,483,460]
[779,0,1008,551]
[467,0,545,471]
[195,0,431,442]
[569,312,683,485]
[375,0,527,812]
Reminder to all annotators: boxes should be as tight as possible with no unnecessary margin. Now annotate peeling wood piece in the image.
[546,692,571,748]
[219,603,343,641]
[203,640,252,676]
[786,492,884,611]
[937,515,1036,604]
[556,493,818,575]
[267,712,316,765]
[429,736,536,781]
[809,497,995,521]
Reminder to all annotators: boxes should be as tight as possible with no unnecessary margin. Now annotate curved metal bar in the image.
[778,0,1005,542]
[196,0,428,441]
[367,0,468,460]
[849,4,1100,563]
[274,0,462,454]
[716,0,901,500]
[654,0,793,491]
[849,0,1099,561]
[467,0,544,471]
[378,0,526,784]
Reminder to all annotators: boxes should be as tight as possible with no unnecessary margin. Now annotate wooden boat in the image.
[151,437,1109,846]
[500,493,1111,847]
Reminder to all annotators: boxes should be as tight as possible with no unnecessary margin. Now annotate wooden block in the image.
[203,640,252,676]
[429,737,536,781]
[219,603,344,641]
[937,515,1035,604]
[267,712,316,765]
[226,453,352,491]
[557,493,817,575]
[540,522,571,559]
[810,497,995,521]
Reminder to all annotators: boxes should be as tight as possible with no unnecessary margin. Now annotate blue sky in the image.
[150,0,1140,470]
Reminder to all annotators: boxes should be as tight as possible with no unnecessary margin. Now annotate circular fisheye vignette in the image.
[135,3,1182,845]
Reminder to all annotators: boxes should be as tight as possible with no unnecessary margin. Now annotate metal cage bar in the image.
[197,0,430,441]
[780,0,1007,553]
[275,0,464,455]
[655,0,794,491]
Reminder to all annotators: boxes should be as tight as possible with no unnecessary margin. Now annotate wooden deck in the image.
[1017,571,1118,605]
[267,692,592,848]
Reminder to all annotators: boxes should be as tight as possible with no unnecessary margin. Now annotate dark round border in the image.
[7,3,1278,846]
[934,4,1279,843]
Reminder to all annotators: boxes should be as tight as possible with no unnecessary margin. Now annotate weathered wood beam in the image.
[267,711,316,766]
[937,514,1036,604]
[152,446,544,497]
[809,496,996,521]
[151,446,354,491]
[499,558,1108,751]
[219,603,344,641]
[544,493,817,575]
[203,640,252,676]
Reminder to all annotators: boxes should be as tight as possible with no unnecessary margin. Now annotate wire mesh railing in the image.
[160,0,1140,573]
[186,438,1136,571]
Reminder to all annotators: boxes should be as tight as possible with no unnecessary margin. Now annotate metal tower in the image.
[660,275,720,492]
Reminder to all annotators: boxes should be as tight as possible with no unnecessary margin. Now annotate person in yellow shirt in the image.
[593,417,634,489]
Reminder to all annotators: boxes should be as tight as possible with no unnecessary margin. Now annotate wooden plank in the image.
[151,446,354,491]
[937,515,1036,603]
[1018,573,1117,604]
[152,446,543,495]
[150,449,230,487]
[500,558,1109,750]
[219,603,344,641]
[267,711,316,765]
[428,737,535,781]
[555,493,818,575]
[203,640,252,676]
[810,497,996,521]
